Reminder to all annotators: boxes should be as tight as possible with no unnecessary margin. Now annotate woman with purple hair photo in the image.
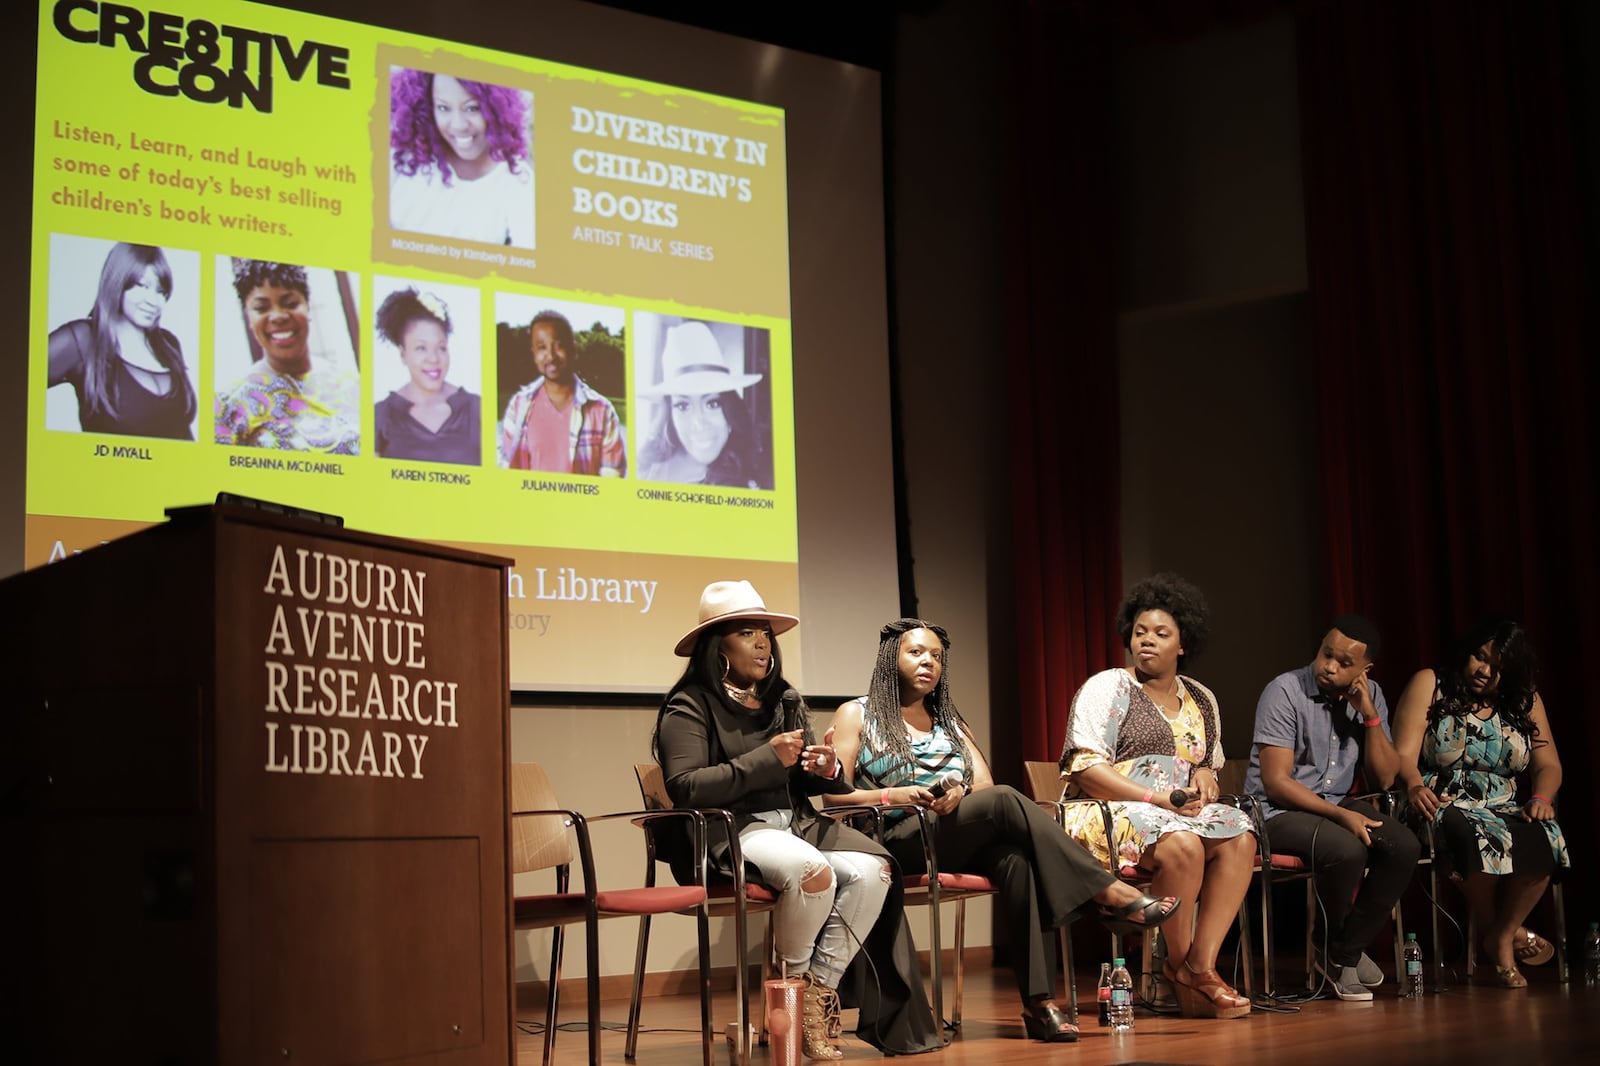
[388,67,535,248]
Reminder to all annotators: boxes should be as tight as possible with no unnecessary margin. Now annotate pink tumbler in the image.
[764,974,805,1066]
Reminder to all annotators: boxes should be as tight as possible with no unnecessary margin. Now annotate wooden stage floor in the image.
[515,959,1593,1065]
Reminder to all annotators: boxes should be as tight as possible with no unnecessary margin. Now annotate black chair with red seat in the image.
[511,762,714,1066]
[631,762,780,1066]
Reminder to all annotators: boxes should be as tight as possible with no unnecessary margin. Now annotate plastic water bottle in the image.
[1109,957,1134,1032]
[1097,962,1112,1026]
[1584,922,1600,987]
[1402,933,1423,998]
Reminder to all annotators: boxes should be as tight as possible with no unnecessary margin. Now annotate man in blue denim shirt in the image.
[1245,616,1420,1001]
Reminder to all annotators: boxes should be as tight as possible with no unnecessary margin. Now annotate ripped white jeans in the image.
[739,809,891,989]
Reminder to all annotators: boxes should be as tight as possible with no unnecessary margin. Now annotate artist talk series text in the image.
[258,544,461,781]
[50,119,351,236]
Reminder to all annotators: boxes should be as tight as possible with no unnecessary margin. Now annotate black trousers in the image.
[881,784,1115,999]
[1264,798,1421,967]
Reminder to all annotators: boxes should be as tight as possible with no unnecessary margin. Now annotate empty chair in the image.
[510,762,714,1066]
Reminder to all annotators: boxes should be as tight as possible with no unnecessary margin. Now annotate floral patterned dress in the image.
[1058,668,1254,870]
[1419,703,1569,878]
[215,363,361,453]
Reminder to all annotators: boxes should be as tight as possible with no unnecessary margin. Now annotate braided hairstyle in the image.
[861,618,975,787]
[1431,616,1540,739]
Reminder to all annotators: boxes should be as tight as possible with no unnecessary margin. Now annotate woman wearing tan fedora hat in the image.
[653,581,939,1059]
[638,321,771,489]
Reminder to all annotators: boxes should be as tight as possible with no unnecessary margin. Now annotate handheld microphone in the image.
[780,688,803,732]
[1168,788,1191,808]
[928,770,965,798]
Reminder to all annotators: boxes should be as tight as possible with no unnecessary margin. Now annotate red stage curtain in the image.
[1001,1,1124,771]
[1298,0,1596,917]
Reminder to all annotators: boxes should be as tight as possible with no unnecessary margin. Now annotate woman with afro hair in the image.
[388,68,534,247]
[1057,572,1258,1019]
[373,286,481,465]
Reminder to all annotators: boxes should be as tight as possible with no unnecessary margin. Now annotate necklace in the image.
[724,679,758,705]
[1142,678,1184,719]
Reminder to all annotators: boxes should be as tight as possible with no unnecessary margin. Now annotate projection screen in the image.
[13,0,901,695]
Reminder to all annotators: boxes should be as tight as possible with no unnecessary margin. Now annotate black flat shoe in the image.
[1020,998,1079,1042]
[1096,892,1180,934]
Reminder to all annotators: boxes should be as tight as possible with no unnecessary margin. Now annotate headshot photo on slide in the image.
[388,66,536,249]
[43,234,201,441]
[371,277,483,467]
[212,257,363,455]
[494,294,626,477]
[635,313,773,491]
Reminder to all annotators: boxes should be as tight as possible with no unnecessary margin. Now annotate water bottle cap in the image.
[1113,957,1126,966]
[1406,932,1417,940]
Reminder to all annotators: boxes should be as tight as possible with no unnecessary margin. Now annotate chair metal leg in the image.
[1237,899,1256,1000]
[1430,860,1445,989]
[1258,871,1278,998]
[1139,929,1157,1003]
[584,917,602,1066]
[624,914,651,1059]
[1553,882,1569,983]
[951,899,966,1030]
[759,916,775,1046]
[696,906,714,1066]
[543,925,565,1066]
[1060,927,1077,1022]
[927,886,946,1038]
[1392,901,1406,988]
[730,898,750,1066]
[1303,878,1317,992]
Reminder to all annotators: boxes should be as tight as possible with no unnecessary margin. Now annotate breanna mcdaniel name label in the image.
[257,542,461,781]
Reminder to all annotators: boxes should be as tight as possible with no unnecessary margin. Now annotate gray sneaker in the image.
[1355,952,1384,987]
[1315,956,1374,1002]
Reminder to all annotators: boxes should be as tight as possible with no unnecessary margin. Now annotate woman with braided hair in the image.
[828,619,1178,1042]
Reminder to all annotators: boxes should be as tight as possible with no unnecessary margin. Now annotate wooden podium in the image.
[1,503,515,1064]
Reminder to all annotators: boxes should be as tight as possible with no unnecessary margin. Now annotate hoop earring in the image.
[718,654,731,682]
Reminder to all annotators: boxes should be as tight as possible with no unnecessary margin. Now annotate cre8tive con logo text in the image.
[51,1,351,114]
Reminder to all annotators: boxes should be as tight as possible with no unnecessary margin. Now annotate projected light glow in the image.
[27,0,802,693]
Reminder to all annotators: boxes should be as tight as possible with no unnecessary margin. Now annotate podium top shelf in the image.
[164,501,513,570]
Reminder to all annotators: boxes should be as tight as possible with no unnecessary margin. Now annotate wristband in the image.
[1140,787,1155,804]
[1530,794,1550,804]
[881,788,891,806]
[1361,717,1382,727]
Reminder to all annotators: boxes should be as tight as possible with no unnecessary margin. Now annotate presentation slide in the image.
[27,0,803,692]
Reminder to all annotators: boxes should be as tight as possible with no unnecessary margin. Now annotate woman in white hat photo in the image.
[652,581,940,1059]
[637,319,772,489]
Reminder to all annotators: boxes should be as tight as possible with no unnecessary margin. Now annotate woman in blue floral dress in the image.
[1394,617,1567,987]
[1058,573,1257,1019]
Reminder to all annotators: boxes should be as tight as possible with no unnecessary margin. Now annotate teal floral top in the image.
[1420,705,1568,876]
[845,697,965,822]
